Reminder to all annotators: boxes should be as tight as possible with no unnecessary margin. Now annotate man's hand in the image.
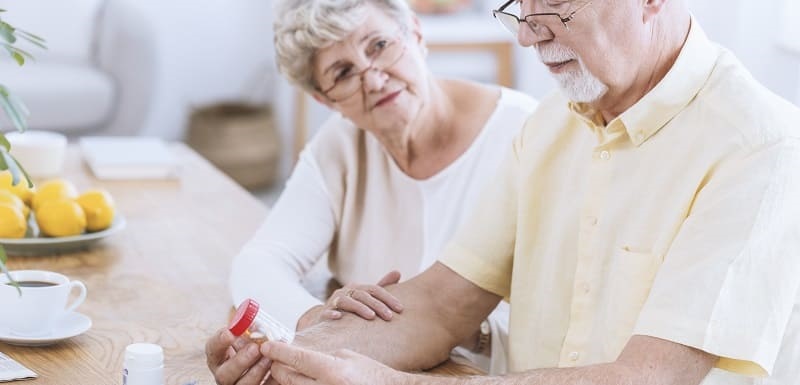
[262,341,409,385]
[205,328,272,385]
[297,271,404,330]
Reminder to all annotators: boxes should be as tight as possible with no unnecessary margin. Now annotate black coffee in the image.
[7,280,58,287]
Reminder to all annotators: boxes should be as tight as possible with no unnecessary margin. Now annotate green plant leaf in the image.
[0,147,21,185]
[10,153,33,188]
[0,21,15,44]
[17,29,46,46]
[0,132,9,152]
[0,247,21,296]
[0,86,28,132]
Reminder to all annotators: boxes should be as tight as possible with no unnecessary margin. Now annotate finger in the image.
[214,342,263,385]
[335,295,377,320]
[206,328,236,369]
[321,309,343,320]
[270,363,317,385]
[261,342,336,380]
[236,356,272,385]
[364,285,404,313]
[376,270,401,286]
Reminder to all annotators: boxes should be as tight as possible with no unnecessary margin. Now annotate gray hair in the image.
[273,0,414,93]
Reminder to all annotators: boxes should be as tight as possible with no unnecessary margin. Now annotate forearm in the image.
[294,263,500,371]
[403,362,636,385]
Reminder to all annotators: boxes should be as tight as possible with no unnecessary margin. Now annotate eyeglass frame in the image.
[492,0,594,34]
[315,30,408,103]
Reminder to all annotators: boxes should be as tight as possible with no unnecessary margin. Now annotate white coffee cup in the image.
[0,270,87,337]
[5,130,68,178]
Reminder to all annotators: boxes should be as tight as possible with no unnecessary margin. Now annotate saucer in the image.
[0,312,92,346]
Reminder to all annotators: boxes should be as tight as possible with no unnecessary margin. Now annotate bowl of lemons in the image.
[0,171,125,256]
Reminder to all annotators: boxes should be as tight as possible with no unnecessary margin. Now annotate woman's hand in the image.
[322,270,404,321]
[296,270,404,330]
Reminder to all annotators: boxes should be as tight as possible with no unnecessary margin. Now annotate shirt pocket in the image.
[604,246,663,345]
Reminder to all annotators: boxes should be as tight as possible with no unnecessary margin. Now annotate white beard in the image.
[537,43,608,103]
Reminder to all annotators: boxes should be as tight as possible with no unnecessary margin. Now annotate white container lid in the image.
[125,343,164,368]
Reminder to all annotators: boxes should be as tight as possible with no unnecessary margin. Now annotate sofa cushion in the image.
[0,0,103,63]
[0,61,114,132]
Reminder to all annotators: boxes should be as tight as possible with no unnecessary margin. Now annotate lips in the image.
[545,59,575,72]
[373,90,402,108]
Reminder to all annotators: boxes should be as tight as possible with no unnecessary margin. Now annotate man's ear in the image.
[642,0,669,23]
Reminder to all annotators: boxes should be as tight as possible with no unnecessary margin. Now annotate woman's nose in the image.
[361,67,388,93]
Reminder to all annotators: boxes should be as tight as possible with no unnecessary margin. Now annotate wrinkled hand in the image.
[205,328,272,385]
[316,271,404,325]
[262,341,408,385]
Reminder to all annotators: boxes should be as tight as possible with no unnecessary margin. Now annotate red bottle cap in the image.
[229,298,260,336]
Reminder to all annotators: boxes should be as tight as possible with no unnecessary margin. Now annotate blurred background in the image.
[0,0,798,204]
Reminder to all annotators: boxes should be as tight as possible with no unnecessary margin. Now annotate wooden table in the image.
[2,143,266,385]
[1,143,480,384]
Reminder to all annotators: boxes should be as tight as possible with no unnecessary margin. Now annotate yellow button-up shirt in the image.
[440,21,800,384]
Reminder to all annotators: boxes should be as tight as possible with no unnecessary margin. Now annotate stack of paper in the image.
[0,352,37,382]
[80,137,178,180]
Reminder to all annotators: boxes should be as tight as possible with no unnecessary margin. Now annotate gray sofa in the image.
[0,0,156,137]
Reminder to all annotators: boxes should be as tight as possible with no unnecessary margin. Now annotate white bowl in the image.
[5,130,67,178]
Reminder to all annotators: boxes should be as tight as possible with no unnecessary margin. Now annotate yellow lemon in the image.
[35,199,86,237]
[0,170,35,206]
[31,178,78,212]
[0,202,26,238]
[0,189,29,219]
[76,189,116,232]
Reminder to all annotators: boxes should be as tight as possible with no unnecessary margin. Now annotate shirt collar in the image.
[569,18,719,146]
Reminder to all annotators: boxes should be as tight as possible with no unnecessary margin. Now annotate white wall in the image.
[132,0,800,177]
[131,0,276,140]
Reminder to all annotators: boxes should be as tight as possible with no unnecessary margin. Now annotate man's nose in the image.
[518,23,552,47]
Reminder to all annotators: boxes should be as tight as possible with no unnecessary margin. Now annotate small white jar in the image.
[5,130,67,178]
[123,343,164,385]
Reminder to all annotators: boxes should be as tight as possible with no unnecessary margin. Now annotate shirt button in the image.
[599,150,610,160]
[636,132,645,141]
[568,351,580,361]
[581,282,591,294]
[585,216,598,225]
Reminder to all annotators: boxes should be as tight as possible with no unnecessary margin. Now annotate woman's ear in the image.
[311,91,334,108]
[410,15,428,56]
[642,0,669,23]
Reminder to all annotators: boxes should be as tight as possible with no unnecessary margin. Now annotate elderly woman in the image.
[206,0,537,382]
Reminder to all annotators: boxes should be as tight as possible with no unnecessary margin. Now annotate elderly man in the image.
[208,0,800,384]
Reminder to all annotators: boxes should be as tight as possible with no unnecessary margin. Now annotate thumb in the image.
[376,270,401,287]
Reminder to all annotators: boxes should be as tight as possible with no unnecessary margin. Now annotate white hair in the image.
[537,43,608,103]
[273,0,414,93]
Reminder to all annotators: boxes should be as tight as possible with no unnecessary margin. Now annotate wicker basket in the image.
[185,103,281,190]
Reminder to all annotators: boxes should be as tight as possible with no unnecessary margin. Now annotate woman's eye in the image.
[367,39,389,56]
[335,67,352,81]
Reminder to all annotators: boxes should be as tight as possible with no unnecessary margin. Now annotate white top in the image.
[230,87,537,373]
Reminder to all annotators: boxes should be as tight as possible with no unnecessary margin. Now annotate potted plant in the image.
[0,8,45,289]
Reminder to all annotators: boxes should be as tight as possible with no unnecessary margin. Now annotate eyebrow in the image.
[322,31,383,76]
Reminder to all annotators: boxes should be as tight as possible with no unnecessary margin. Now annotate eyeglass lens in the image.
[325,37,405,101]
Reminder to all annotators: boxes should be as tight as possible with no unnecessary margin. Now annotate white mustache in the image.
[537,44,579,63]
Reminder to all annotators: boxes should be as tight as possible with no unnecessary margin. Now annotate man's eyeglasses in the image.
[317,33,407,103]
[492,0,593,36]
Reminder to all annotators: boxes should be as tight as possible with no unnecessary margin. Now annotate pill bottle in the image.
[228,298,294,343]
[122,343,164,385]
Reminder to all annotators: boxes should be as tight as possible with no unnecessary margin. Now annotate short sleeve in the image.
[438,135,522,298]
[634,139,800,376]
